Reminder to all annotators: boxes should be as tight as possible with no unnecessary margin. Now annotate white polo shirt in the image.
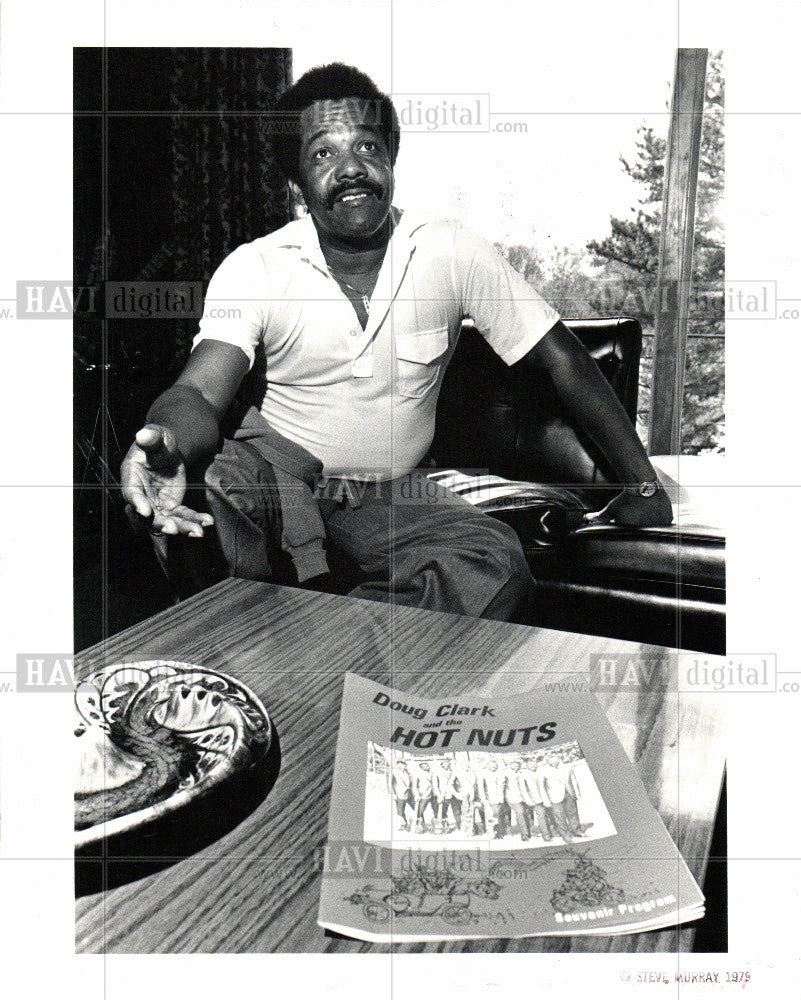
[193,210,559,479]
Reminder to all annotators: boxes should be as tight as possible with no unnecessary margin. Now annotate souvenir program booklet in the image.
[318,673,704,942]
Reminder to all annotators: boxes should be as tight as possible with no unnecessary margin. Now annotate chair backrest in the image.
[430,317,642,491]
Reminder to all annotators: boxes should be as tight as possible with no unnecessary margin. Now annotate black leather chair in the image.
[429,318,725,654]
[154,317,725,654]
[432,318,641,495]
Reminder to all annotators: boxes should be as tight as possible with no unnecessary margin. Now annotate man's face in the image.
[527,761,538,770]
[487,760,497,771]
[510,761,520,771]
[420,763,429,772]
[294,98,394,247]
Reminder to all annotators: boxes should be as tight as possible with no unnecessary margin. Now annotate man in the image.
[433,759,464,832]
[521,755,553,842]
[536,751,581,843]
[559,753,591,836]
[412,761,435,833]
[478,758,507,839]
[390,759,414,832]
[453,762,478,836]
[121,63,672,620]
[458,762,483,836]
[503,759,531,841]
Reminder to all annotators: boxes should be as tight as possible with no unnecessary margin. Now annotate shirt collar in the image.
[277,207,424,274]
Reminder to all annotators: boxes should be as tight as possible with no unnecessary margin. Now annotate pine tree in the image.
[587,51,724,453]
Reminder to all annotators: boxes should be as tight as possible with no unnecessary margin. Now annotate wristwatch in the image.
[635,480,660,498]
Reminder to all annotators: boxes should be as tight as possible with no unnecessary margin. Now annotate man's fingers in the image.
[163,504,214,527]
[135,425,168,452]
[582,495,672,528]
[151,515,202,537]
[125,495,214,538]
[124,502,153,532]
[151,504,214,538]
[582,506,615,526]
[122,484,153,520]
[133,426,184,473]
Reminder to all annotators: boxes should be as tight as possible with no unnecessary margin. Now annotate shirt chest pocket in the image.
[394,326,450,398]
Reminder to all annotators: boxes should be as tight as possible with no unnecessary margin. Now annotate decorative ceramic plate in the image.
[74,661,272,848]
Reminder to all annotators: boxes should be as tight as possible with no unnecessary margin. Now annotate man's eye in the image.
[313,149,331,160]
[360,141,377,152]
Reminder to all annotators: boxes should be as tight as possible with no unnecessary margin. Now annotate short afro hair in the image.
[273,62,400,185]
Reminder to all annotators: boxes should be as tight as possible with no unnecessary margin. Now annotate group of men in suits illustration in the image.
[388,748,594,842]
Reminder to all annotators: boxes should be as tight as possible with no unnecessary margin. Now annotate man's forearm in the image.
[551,346,658,485]
[146,384,222,469]
[523,321,659,486]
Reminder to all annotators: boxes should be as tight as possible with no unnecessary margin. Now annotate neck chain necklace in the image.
[324,211,397,317]
[326,266,372,315]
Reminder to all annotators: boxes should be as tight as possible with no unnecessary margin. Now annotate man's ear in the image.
[288,180,306,210]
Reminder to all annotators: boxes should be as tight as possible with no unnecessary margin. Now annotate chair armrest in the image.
[431,317,642,493]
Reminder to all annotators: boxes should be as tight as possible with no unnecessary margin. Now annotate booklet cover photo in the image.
[318,673,704,942]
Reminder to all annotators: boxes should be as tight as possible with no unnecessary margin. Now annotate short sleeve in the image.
[452,222,560,365]
[192,244,270,370]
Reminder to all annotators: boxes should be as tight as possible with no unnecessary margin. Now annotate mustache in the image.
[327,180,384,210]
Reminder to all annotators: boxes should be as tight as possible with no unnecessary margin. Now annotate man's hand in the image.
[518,323,679,529]
[584,486,673,528]
[121,425,214,537]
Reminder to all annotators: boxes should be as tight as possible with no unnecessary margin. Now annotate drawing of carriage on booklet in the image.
[346,866,504,926]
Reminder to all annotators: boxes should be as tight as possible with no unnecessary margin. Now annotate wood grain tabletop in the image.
[74,580,726,953]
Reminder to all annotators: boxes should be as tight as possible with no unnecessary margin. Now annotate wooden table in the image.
[75,580,725,953]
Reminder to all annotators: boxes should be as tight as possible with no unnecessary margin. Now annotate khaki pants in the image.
[204,440,534,620]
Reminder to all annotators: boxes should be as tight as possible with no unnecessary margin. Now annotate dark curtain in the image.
[170,48,293,283]
[74,48,293,648]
